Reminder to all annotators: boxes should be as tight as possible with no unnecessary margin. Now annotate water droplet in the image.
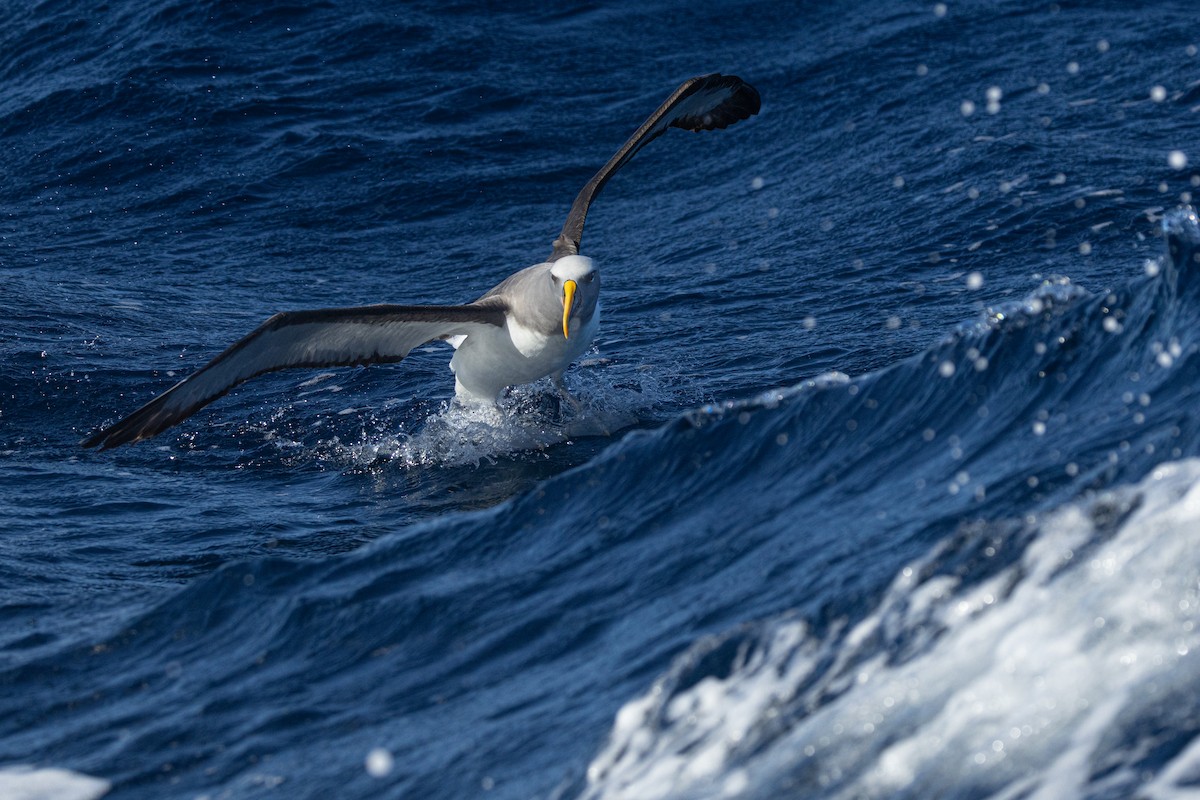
[366,748,394,778]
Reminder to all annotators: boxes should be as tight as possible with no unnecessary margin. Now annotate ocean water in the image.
[2,1,1200,798]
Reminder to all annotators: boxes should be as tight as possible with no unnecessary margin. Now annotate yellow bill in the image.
[562,279,577,338]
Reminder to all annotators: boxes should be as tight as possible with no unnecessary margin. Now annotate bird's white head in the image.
[550,254,596,283]
[550,255,598,339]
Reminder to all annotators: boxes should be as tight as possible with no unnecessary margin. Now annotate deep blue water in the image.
[3,1,1200,798]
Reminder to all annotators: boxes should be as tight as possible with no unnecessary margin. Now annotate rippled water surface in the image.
[3,2,1200,798]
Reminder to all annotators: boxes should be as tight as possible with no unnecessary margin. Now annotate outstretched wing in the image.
[550,73,761,261]
[81,303,507,449]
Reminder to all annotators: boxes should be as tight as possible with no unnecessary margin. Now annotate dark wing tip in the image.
[80,411,166,450]
[671,73,762,133]
[80,430,107,449]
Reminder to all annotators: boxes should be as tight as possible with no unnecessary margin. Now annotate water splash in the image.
[581,459,1200,800]
[0,765,110,800]
[288,364,671,471]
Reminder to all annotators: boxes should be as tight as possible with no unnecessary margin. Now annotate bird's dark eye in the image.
[582,273,595,284]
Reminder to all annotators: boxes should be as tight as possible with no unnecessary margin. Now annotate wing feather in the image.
[550,73,761,260]
[82,303,506,449]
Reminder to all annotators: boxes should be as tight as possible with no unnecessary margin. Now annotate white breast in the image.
[449,305,600,401]
[508,317,553,358]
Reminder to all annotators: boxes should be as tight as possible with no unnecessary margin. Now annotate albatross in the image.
[82,73,761,450]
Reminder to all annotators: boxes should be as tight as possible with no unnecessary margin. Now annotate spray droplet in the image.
[366,748,394,778]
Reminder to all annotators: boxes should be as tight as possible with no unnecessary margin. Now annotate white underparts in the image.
[449,305,599,402]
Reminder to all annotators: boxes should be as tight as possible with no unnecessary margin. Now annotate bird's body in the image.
[450,255,600,402]
[83,73,759,449]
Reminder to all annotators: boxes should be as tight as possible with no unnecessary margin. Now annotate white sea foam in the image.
[0,766,110,800]
[308,364,667,469]
[582,459,1200,799]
